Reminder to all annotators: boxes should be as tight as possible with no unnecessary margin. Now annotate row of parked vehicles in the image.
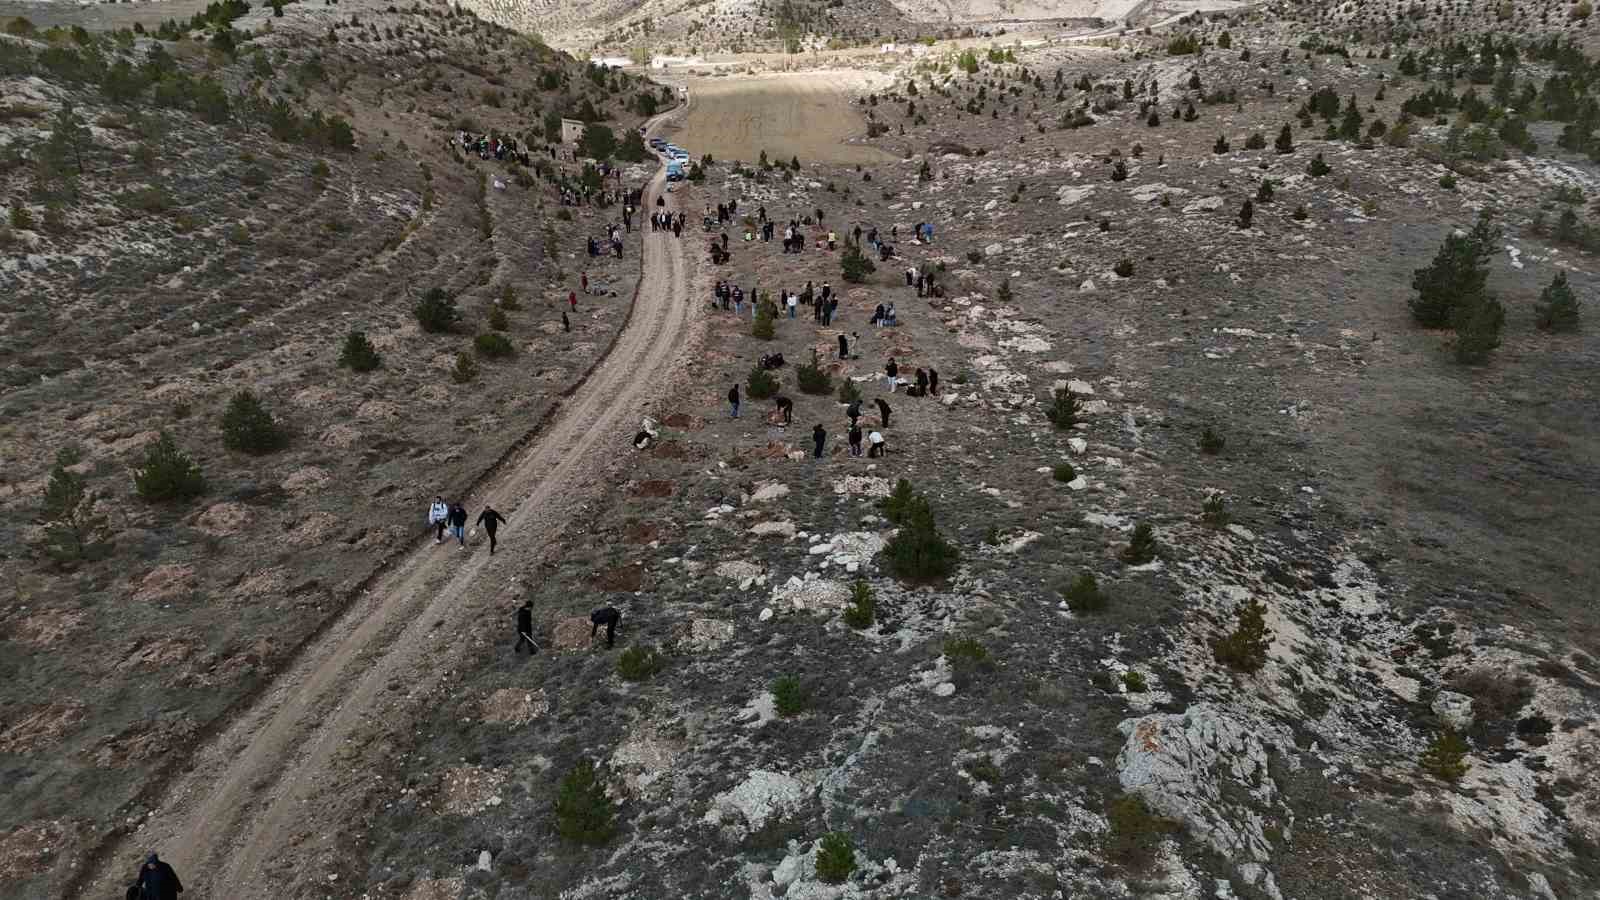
[651,136,691,181]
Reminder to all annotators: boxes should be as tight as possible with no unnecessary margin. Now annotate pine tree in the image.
[1338,95,1365,140]
[1213,134,1231,153]
[1452,294,1506,364]
[40,102,93,181]
[1419,728,1470,781]
[997,276,1013,302]
[1410,213,1498,327]
[1046,387,1082,429]
[1535,271,1581,332]
[841,241,875,283]
[1212,597,1271,672]
[554,760,617,845]
[1237,199,1254,229]
[1121,522,1157,564]
[1255,180,1275,203]
[338,331,381,371]
[221,389,288,454]
[752,295,777,339]
[40,448,109,563]
[1306,153,1331,176]
[132,432,207,502]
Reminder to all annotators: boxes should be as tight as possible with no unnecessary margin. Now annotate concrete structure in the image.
[561,118,587,145]
[589,56,633,69]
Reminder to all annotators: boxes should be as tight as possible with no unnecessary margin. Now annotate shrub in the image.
[1274,123,1294,154]
[843,580,875,628]
[1439,173,1457,190]
[1410,212,1497,328]
[1113,257,1134,277]
[814,832,856,885]
[747,366,779,400]
[1452,295,1505,364]
[837,378,862,404]
[1199,425,1225,454]
[10,205,34,230]
[1212,597,1271,672]
[1201,494,1231,528]
[475,332,515,358]
[794,349,833,395]
[884,486,960,582]
[338,330,381,372]
[1063,571,1107,613]
[617,645,664,681]
[944,636,993,683]
[1213,134,1230,154]
[996,276,1013,302]
[966,249,983,264]
[1244,131,1266,150]
[1292,204,1309,221]
[1052,462,1076,482]
[1255,180,1274,203]
[488,306,509,331]
[1046,387,1082,429]
[1122,670,1148,693]
[1535,272,1581,333]
[1306,153,1331,176]
[1105,794,1180,868]
[841,241,875,283]
[1385,121,1411,147]
[772,676,810,716]
[499,285,521,311]
[1419,728,1470,781]
[132,431,207,502]
[752,297,776,339]
[1237,199,1254,229]
[554,760,617,845]
[221,389,287,454]
[1110,159,1128,181]
[1121,522,1157,564]
[40,448,108,563]
[414,287,459,333]
[451,351,478,383]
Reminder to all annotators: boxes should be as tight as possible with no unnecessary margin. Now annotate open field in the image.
[658,70,900,167]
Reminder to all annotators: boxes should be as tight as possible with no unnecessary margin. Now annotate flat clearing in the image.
[661,70,898,167]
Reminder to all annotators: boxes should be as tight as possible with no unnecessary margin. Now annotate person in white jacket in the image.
[427,496,449,544]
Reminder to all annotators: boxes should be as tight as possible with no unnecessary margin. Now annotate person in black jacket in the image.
[447,503,469,549]
[475,504,508,554]
[774,395,793,425]
[812,424,826,459]
[928,368,940,396]
[590,606,621,648]
[728,384,741,418]
[135,853,182,900]
[837,332,849,360]
[875,397,892,428]
[514,600,536,654]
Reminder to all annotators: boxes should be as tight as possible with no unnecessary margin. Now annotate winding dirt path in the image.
[81,122,696,899]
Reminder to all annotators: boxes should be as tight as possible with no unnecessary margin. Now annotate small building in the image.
[561,118,587,145]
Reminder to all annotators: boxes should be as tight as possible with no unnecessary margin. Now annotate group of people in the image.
[651,210,686,235]
[709,279,842,326]
[427,496,509,554]
[512,601,621,654]
[452,130,532,166]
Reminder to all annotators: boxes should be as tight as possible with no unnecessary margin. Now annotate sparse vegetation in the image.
[1046,387,1082,429]
[1535,272,1581,332]
[1201,494,1231,528]
[1052,462,1076,483]
[474,332,515,358]
[884,483,960,582]
[414,287,460,334]
[1419,728,1470,781]
[1105,794,1180,868]
[39,448,109,564]
[843,580,875,629]
[794,349,833,395]
[747,365,779,399]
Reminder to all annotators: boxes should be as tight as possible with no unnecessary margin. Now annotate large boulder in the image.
[1117,705,1283,898]
[1431,690,1475,731]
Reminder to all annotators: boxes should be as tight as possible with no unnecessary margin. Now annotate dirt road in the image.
[80,124,696,899]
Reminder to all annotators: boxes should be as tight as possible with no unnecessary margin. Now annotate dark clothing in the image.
[515,604,535,653]
[137,857,183,900]
[813,425,826,459]
[929,369,939,395]
[477,508,507,554]
[562,312,570,332]
[728,386,740,405]
[447,506,468,528]
[876,399,891,428]
[838,335,848,359]
[775,397,793,424]
[590,606,621,647]
[846,400,862,425]
[848,425,862,456]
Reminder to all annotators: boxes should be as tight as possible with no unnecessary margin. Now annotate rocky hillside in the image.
[0,0,673,894]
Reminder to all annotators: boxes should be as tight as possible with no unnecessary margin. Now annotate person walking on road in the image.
[514,600,536,654]
[447,502,469,549]
[591,606,621,648]
[728,384,741,418]
[475,504,508,555]
[428,495,449,544]
[134,853,183,900]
